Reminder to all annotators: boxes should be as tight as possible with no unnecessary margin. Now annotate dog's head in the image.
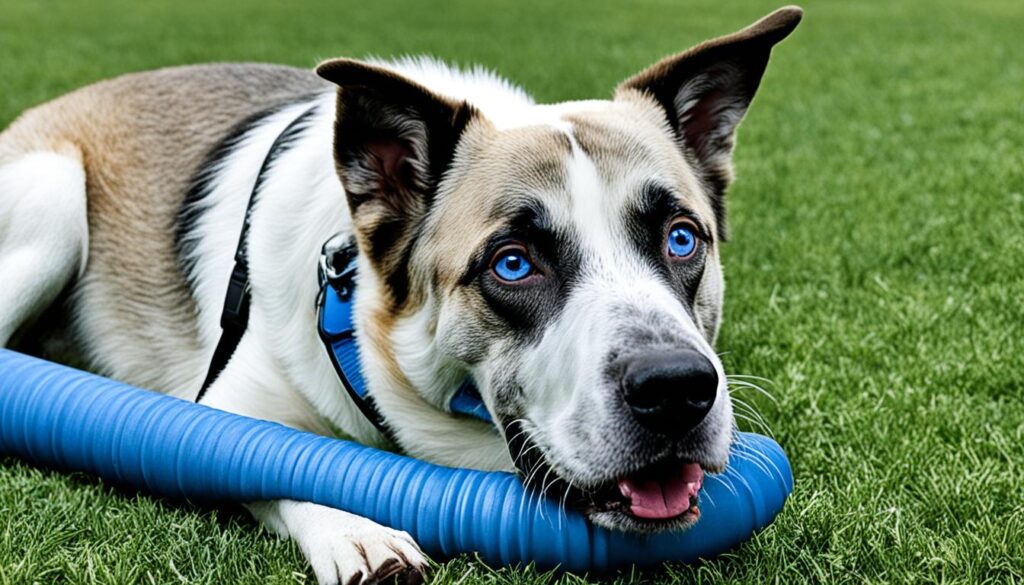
[318,7,800,533]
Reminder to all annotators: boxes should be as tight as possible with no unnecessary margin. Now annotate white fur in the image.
[565,134,620,261]
[371,56,536,129]
[375,56,622,132]
[0,151,87,345]
[378,293,511,470]
[513,142,733,487]
[186,96,333,350]
[248,499,426,585]
[184,94,373,435]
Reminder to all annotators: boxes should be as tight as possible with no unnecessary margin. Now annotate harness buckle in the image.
[314,231,495,430]
[318,233,359,300]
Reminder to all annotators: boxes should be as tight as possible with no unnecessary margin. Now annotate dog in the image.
[0,6,801,584]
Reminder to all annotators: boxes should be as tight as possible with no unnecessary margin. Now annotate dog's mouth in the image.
[570,458,704,532]
[615,460,703,520]
[505,421,709,532]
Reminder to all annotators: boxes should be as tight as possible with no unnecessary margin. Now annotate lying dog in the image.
[0,6,801,584]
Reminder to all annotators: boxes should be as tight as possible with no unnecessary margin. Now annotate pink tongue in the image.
[617,463,704,519]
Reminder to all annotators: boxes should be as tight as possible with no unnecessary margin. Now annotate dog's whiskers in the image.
[509,424,546,519]
[512,444,543,474]
[728,438,787,481]
[503,418,532,443]
[726,377,777,403]
[729,395,775,437]
[558,478,574,531]
[728,450,774,478]
[519,464,542,520]
[730,405,771,432]
[515,434,557,525]
[706,472,739,497]
[700,485,717,508]
[533,465,556,521]
[729,373,774,384]
[732,412,774,437]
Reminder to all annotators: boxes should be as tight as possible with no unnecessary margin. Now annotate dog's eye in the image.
[491,246,534,283]
[666,221,699,259]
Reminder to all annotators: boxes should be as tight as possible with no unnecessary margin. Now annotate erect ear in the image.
[316,59,478,305]
[616,6,802,238]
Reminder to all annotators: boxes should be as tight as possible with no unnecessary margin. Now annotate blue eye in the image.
[492,248,533,282]
[667,223,698,258]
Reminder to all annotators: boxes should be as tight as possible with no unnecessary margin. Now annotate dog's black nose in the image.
[621,349,718,437]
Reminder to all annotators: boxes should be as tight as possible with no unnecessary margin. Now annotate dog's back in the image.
[0,63,327,392]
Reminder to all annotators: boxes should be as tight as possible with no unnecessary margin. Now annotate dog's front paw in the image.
[250,500,428,585]
[295,517,427,585]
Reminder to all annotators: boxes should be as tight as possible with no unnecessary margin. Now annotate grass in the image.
[2,0,1022,583]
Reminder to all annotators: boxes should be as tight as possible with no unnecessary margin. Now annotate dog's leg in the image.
[249,500,427,585]
[0,150,88,346]
[200,335,428,585]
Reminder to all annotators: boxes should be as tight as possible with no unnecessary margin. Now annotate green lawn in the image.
[2,0,1023,583]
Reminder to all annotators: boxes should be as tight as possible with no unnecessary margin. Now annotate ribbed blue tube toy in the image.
[0,349,791,572]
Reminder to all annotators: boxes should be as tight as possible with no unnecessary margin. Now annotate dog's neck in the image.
[341,264,514,470]
[315,235,493,437]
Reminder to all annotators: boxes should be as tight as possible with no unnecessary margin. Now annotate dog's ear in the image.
[317,59,478,304]
[616,6,802,237]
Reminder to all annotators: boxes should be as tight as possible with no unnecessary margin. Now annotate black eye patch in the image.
[461,200,582,341]
[624,183,710,306]
[462,201,556,282]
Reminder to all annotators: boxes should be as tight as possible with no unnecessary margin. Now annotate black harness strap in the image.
[196,104,318,402]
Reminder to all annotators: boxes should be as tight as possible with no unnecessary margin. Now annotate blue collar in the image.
[316,235,493,436]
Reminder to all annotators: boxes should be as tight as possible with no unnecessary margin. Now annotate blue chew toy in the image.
[0,350,792,572]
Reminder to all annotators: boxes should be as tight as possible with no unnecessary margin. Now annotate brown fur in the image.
[0,63,329,389]
[422,122,574,294]
[567,105,720,237]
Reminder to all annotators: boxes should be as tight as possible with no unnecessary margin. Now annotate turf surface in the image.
[1,0,1022,583]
